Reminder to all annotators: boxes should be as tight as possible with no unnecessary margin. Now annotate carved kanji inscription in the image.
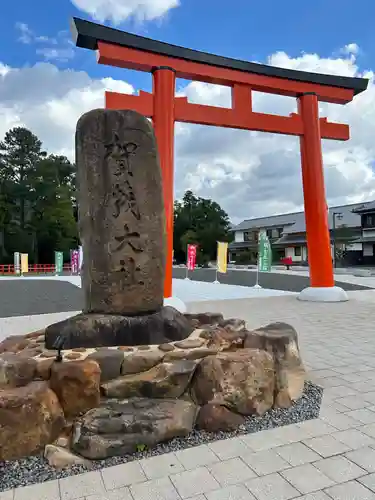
[76,109,166,315]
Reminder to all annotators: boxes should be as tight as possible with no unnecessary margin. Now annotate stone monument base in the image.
[45,306,194,350]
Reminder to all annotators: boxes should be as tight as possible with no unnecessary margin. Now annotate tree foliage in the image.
[0,127,78,263]
[0,127,232,267]
[173,190,232,264]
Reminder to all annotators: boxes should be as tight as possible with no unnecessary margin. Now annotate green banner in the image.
[258,230,272,272]
[55,251,64,275]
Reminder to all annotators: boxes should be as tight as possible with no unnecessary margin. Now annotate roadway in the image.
[0,269,371,318]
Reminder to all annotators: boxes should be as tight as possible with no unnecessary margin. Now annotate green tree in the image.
[27,155,78,263]
[0,127,78,263]
[174,190,232,263]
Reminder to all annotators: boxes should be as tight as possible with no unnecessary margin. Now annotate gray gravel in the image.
[0,280,82,318]
[0,268,371,318]
[173,268,373,292]
[0,381,323,492]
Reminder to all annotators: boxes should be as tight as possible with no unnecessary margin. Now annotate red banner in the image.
[187,244,197,271]
[70,250,80,275]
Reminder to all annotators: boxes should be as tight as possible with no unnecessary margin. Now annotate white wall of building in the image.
[234,231,244,243]
[346,242,363,251]
[285,246,307,262]
[363,243,374,257]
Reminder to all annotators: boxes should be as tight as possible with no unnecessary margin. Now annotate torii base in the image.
[298,286,349,303]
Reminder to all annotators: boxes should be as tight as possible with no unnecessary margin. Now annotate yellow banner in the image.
[20,253,28,274]
[217,242,228,274]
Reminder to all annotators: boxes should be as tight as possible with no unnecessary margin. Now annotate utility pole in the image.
[332,211,343,268]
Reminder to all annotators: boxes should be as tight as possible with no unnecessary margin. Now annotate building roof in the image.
[71,17,368,96]
[352,201,375,213]
[232,201,374,235]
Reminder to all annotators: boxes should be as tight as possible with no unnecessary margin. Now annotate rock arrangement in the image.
[0,312,306,465]
[42,108,194,352]
[0,110,309,472]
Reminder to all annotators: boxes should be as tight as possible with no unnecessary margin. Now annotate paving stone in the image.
[0,491,13,500]
[363,392,375,404]
[208,437,251,460]
[303,435,351,457]
[207,458,257,486]
[345,447,375,472]
[170,467,220,498]
[359,473,375,493]
[101,461,146,489]
[296,420,337,438]
[85,488,133,500]
[130,477,180,500]
[324,480,375,499]
[241,449,290,475]
[313,455,367,483]
[275,442,321,466]
[281,464,334,494]
[324,386,357,399]
[320,410,361,430]
[140,453,184,479]
[332,429,375,449]
[59,471,106,500]
[345,409,375,424]
[360,423,375,438]
[175,444,219,469]
[205,484,257,500]
[240,429,288,451]
[245,472,300,500]
[335,395,371,410]
[319,376,349,388]
[14,480,60,500]
[271,424,311,443]
[293,493,331,500]
[328,400,355,413]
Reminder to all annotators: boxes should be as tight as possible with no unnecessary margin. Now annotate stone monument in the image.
[45,109,193,349]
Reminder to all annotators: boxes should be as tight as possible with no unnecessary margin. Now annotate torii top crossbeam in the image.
[71,17,367,103]
[71,17,369,302]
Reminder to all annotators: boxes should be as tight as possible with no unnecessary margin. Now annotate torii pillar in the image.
[70,17,369,303]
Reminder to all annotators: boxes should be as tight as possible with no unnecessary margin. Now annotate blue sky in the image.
[1,0,375,220]
[2,0,375,93]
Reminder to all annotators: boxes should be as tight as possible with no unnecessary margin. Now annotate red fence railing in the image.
[0,264,73,275]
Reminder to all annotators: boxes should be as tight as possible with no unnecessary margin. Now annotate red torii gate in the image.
[71,18,368,302]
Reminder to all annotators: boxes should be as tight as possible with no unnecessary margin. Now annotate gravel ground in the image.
[0,268,370,318]
[0,381,323,492]
[173,268,373,292]
[0,279,82,318]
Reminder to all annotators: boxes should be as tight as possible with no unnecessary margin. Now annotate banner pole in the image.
[213,268,219,284]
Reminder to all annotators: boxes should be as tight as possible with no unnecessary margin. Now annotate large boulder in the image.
[49,359,101,419]
[45,307,194,350]
[191,349,275,416]
[200,327,247,351]
[101,360,198,399]
[0,352,37,388]
[0,335,30,354]
[72,398,198,459]
[121,348,165,375]
[196,404,245,432]
[244,322,305,407]
[87,348,124,382]
[0,381,65,460]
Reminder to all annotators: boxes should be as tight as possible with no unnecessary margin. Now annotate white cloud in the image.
[70,0,180,24]
[343,43,360,56]
[15,23,74,62]
[0,45,374,223]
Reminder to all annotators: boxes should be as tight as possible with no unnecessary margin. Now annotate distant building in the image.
[229,201,374,266]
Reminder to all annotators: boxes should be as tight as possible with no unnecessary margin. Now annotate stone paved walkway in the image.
[3,295,375,500]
